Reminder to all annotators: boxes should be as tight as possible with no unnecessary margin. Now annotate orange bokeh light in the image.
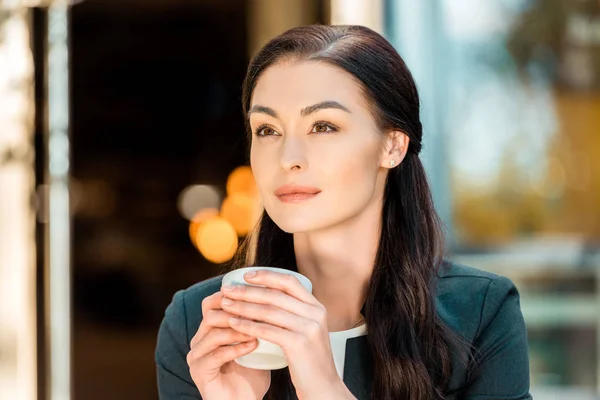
[195,216,238,264]
[188,208,219,247]
[226,166,257,196]
[220,192,260,236]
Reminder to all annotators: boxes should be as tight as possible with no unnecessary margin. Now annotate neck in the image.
[293,197,382,332]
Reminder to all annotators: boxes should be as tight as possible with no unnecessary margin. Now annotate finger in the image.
[221,297,308,332]
[228,317,298,348]
[203,309,239,329]
[221,284,312,318]
[191,292,229,348]
[191,309,239,347]
[191,339,258,372]
[243,270,315,304]
[188,328,255,364]
[201,291,225,316]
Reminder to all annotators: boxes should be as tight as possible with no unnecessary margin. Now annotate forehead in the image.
[250,61,368,111]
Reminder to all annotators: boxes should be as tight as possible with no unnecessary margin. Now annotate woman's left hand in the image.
[220,270,356,400]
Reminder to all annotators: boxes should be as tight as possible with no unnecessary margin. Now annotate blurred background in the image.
[0,0,599,399]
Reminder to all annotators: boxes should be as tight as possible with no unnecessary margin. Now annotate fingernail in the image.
[244,271,257,279]
[221,284,234,292]
[229,317,240,325]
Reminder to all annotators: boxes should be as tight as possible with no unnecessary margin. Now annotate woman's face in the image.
[249,60,404,233]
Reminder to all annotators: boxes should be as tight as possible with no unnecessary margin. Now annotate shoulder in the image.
[181,274,225,303]
[437,261,531,398]
[155,275,226,397]
[157,274,225,351]
[173,275,225,340]
[435,260,522,343]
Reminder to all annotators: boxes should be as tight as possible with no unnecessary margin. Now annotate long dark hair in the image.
[232,25,472,400]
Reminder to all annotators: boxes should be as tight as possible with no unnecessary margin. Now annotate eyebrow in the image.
[301,101,351,116]
[247,105,278,119]
[247,101,351,120]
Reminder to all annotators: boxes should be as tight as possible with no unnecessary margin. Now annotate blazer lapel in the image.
[342,335,373,400]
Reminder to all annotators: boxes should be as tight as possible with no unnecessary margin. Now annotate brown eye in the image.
[254,125,279,137]
[311,122,337,134]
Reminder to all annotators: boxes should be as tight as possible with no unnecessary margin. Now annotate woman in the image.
[155,25,532,400]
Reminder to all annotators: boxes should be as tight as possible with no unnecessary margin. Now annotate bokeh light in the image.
[226,165,257,196]
[177,185,221,221]
[185,166,262,262]
[195,216,238,264]
[220,192,260,236]
[188,208,220,248]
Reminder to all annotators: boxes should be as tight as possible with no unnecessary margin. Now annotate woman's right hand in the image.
[186,290,271,400]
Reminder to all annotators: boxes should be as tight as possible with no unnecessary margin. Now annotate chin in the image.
[268,210,329,234]
[272,217,317,234]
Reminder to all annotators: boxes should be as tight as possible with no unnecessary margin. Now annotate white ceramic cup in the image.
[221,266,313,370]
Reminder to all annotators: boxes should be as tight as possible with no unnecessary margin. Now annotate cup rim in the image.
[222,266,312,290]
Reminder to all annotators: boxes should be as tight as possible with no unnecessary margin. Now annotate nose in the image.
[279,135,307,172]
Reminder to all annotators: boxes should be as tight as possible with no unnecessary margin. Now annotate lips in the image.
[274,185,321,203]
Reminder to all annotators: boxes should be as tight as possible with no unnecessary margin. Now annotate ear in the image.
[380,130,409,169]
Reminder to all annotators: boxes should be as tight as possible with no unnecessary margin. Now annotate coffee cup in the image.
[221,266,312,370]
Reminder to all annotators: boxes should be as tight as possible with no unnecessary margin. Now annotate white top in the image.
[328,324,368,378]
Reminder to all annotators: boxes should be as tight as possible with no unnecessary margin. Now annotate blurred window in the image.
[386,0,600,397]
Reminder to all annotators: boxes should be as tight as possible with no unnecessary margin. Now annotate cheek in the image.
[250,143,273,195]
[319,141,381,196]
[340,158,378,194]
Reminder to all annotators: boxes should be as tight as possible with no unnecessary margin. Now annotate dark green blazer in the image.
[155,261,532,399]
